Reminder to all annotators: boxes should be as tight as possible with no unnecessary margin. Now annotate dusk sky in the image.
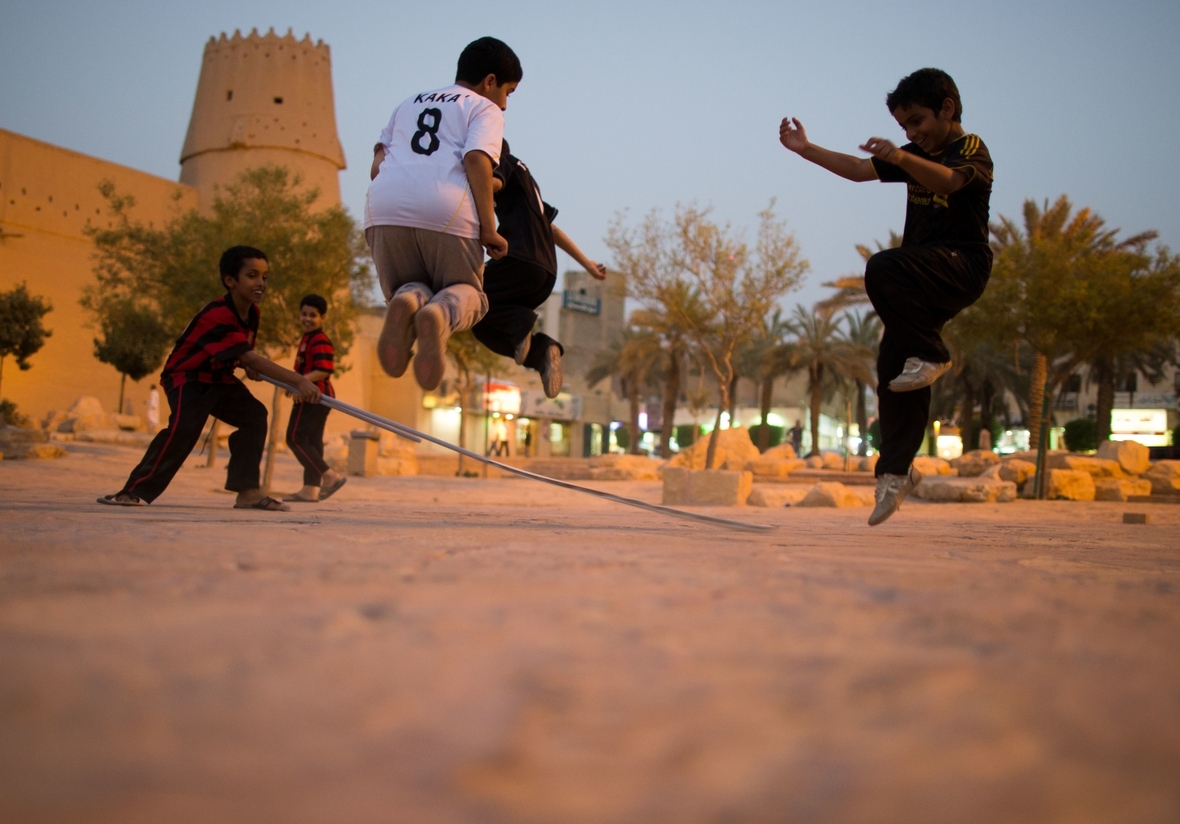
[4,0,1178,309]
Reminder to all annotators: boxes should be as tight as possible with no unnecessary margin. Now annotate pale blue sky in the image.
[4,0,1178,308]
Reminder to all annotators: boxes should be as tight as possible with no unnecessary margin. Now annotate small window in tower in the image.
[226,90,233,101]
[274,96,283,104]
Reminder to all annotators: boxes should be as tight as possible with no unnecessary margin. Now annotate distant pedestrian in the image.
[788,419,804,456]
[146,385,160,432]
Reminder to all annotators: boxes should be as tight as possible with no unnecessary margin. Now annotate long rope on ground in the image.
[261,375,773,533]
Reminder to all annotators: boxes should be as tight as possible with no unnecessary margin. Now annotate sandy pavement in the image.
[1,441,1179,823]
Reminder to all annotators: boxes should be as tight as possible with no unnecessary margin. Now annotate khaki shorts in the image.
[366,225,488,331]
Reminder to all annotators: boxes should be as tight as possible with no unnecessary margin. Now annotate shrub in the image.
[1063,417,1098,452]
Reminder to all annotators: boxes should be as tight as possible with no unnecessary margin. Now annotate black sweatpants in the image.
[120,381,268,503]
[286,401,331,486]
[864,245,990,477]
[471,257,564,371]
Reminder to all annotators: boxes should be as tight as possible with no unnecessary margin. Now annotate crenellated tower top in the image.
[179,27,345,208]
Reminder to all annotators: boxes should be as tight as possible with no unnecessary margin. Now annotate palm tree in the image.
[815,231,901,315]
[751,307,798,451]
[586,327,663,455]
[838,311,882,455]
[775,304,875,457]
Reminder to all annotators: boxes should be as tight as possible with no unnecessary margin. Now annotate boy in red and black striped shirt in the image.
[284,294,347,502]
[99,246,320,511]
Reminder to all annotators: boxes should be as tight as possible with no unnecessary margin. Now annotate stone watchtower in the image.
[179,28,346,209]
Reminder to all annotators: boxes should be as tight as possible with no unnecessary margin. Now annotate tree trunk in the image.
[628,372,641,455]
[1093,355,1116,444]
[980,379,995,447]
[727,373,739,425]
[704,405,724,469]
[1027,351,1048,446]
[205,419,220,468]
[261,384,283,494]
[0,355,5,397]
[855,380,868,456]
[118,373,127,416]
[456,375,468,476]
[808,364,823,457]
[960,373,976,452]
[758,376,774,452]
[659,347,680,459]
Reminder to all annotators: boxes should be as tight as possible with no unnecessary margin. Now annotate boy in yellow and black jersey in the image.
[779,68,993,526]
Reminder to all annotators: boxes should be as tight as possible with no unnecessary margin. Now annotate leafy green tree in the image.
[0,282,53,398]
[628,294,701,458]
[587,327,664,454]
[92,298,173,413]
[83,166,373,490]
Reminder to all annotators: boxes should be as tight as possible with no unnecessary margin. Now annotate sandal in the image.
[283,493,319,503]
[97,493,145,507]
[318,477,347,501]
[234,495,289,511]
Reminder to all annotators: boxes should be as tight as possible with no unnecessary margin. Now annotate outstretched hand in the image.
[588,261,607,281]
[859,136,904,165]
[779,117,809,153]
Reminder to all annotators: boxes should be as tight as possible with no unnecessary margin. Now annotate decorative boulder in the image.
[112,413,146,432]
[23,444,67,460]
[0,425,56,459]
[1094,478,1153,502]
[859,454,879,473]
[805,456,824,469]
[953,449,1001,477]
[914,476,1017,503]
[1045,454,1124,479]
[1143,460,1180,495]
[797,482,865,508]
[1096,439,1151,476]
[745,458,806,478]
[1045,469,1096,501]
[979,463,1003,480]
[663,467,753,506]
[821,451,847,470]
[761,443,797,460]
[376,431,419,476]
[747,486,810,507]
[911,456,954,476]
[668,427,761,472]
[1000,458,1037,486]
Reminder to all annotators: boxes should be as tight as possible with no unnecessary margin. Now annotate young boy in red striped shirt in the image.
[98,246,320,511]
[284,294,347,502]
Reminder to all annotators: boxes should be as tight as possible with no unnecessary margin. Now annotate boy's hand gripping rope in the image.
[261,375,773,533]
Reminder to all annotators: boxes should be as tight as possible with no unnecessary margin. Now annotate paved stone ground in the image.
[2,442,1179,824]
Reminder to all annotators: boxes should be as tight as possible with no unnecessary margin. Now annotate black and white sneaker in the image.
[888,358,952,392]
[867,465,923,526]
[539,343,563,399]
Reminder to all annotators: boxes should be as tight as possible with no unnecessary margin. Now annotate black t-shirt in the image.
[871,133,993,254]
[493,148,559,275]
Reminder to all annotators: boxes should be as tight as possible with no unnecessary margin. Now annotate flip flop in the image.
[318,477,347,501]
[234,495,289,511]
[282,493,319,503]
[97,493,145,507]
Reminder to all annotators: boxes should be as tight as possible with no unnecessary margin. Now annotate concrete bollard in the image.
[348,430,380,476]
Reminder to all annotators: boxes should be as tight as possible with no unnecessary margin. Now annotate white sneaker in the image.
[868,465,923,526]
[888,358,952,392]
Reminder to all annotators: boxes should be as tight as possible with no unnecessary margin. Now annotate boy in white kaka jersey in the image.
[365,36,521,391]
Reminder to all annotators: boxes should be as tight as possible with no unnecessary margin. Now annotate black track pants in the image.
[471,258,564,368]
[286,401,331,486]
[120,381,268,503]
[864,246,989,477]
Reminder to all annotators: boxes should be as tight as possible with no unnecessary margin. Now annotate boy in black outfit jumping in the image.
[779,68,993,525]
[98,246,320,511]
[474,138,605,398]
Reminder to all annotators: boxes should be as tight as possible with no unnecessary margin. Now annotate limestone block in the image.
[23,444,67,460]
[662,466,689,505]
[112,413,146,432]
[797,482,865,508]
[324,435,349,473]
[1094,478,1153,502]
[954,449,1001,477]
[821,451,847,470]
[746,486,810,507]
[979,463,1003,480]
[805,456,824,469]
[1046,454,1124,479]
[595,453,662,480]
[377,431,419,476]
[1000,458,1037,486]
[348,431,379,476]
[745,458,806,477]
[73,429,154,448]
[1096,439,1151,475]
[66,396,106,418]
[859,455,879,473]
[1143,460,1180,495]
[686,470,753,507]
[1045,469,1096,501]
[761,443,797,460]
[911,456,954,476]
[71,412,119,433]
[914,476,1017,503]
[0,425,50,459]
[668,427,759,473]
